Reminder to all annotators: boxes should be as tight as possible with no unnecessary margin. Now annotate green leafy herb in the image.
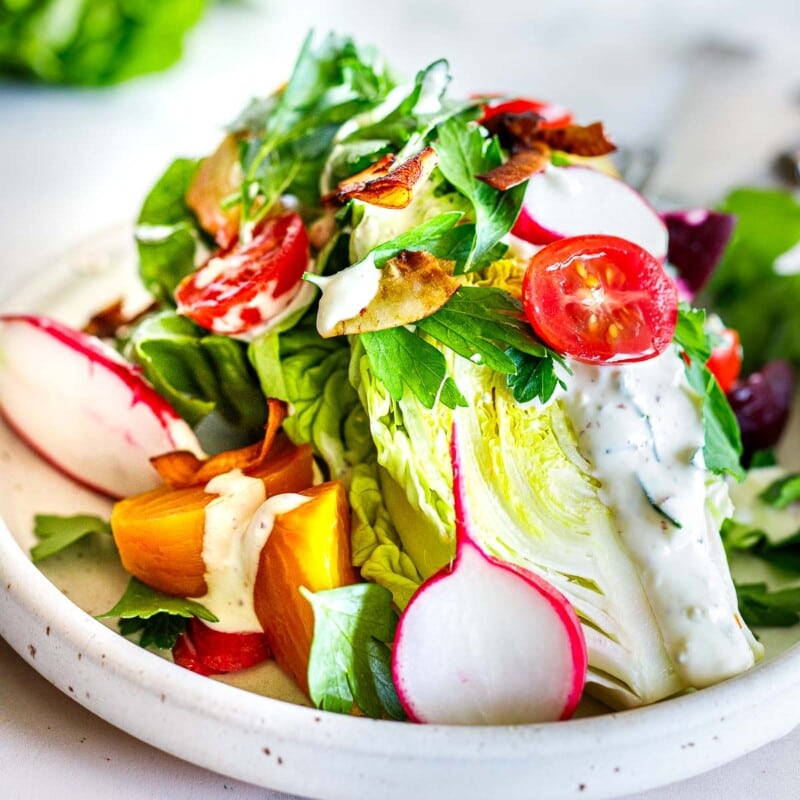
[751,450,778,468]
[301,583,404,719]
[434,117,526,271]
[674,305,744,480]
[135,158,202,304]
[98,578,217,649]
[637,478,683,529]
[706,188,800,370]
[415,285,567,404]
[361,326,467,410]
[673,303,711,364]
[722,519,800,573]
[505,346,565,404]
[735,582,800,628]
[117,614,189,650]
[684,358,744,479]
[0,0,206,86]
[367,211,467,268]
[127,310,267,442]
[236,33,396,228]
[30,514,111,562]
[759,473,800,510]
[417,286,544,372]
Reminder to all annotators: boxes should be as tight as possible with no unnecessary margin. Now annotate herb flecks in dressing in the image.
[560,347,760,686]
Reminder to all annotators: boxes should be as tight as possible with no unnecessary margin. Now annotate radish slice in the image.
[0,315,204,498]
[392,423,587,725]
[662,209,736,295]
[512,165,668,260]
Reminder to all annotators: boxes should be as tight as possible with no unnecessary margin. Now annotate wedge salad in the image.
[1,32,799,724]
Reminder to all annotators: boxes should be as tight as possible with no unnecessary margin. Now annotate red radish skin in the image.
[0,315,204,498]
[512,166,668,261]
[392,423,587,725]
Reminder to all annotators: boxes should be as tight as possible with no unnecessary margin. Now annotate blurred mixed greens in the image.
[706,188,800,372]
[0,0,207,85]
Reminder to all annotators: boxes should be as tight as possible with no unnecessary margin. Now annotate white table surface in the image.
[2,1,799,797]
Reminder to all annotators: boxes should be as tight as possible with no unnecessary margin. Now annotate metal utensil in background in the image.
[643,38,800,207]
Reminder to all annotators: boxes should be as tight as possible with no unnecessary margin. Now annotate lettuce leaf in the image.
[249,309,373,480]
[126,310,266,446]
[135,158,202,304]
[0,0,206,86]
[353,333,761,708]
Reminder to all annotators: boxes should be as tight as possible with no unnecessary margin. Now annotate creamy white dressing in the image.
[558,347,758,686]
[774,240,800,276]
[310,252,383,337]
[192,470,310,632]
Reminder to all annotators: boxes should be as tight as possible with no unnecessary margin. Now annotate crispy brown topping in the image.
[151,398,287,488]
[82,299,159,339]
[477,144,552,190]
[322,147,438,209]
[536,122,616,157]
[322,250,460,337]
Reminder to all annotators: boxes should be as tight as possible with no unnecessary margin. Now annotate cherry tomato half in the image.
[480,97,574,129]
[176,212,309,335]
[522,235,679,364]
[172,618,270,676]
[707,328,742,393]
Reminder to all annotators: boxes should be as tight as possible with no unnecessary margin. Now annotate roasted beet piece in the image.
[727,360,795,462]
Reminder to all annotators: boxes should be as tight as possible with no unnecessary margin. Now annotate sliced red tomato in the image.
[172,618,270,676]
[175,212,309,335]
[522,235,678,364]
[707,328,742,393]
[480,97,573,129]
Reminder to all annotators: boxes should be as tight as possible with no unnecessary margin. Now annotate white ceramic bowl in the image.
[1,228,799,800]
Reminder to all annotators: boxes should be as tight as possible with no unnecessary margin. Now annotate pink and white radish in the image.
[392,423,587,725]
[512,165,668,260]
[0,315,204,498]
[662,209,736,295]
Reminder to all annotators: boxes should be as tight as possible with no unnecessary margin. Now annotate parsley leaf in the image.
[361,326,466,410]
[415,286,567,404]
[301,584,404,719]
[97,578,217,650]
[417,286,546,372]
[505,347,565,404]
[434,118,526,271]
[30,514,112,563]
[118,614,189,650]
[674,305,744,479]
[673,303,711,364]
[238,33,396,226]
[735,582,800,628]
[684,358,744,479]
[759,473,800,509]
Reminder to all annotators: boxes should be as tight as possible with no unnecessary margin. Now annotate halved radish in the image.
[392,423,587,725]
[0,315,204,498]
[512,165,668,260]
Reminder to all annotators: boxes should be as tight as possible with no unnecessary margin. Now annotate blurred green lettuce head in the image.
[0,0,206,85]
